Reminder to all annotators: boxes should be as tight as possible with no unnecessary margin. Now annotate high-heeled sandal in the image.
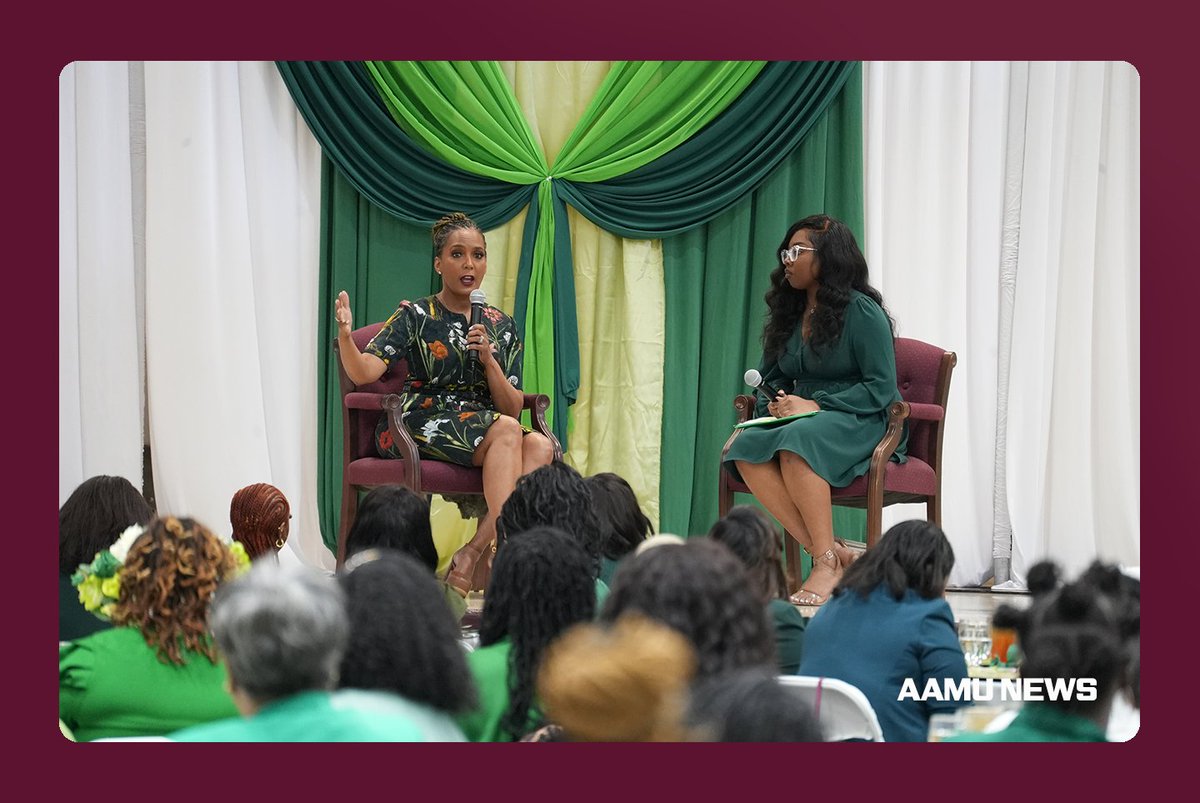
[445,542,486,597]
[789,548,842,607]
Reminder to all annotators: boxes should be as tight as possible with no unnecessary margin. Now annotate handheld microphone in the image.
[744,369,784,400]
[469,289,487,363]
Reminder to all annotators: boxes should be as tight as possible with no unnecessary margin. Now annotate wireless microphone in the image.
[469,289,487,363]
[744,368,784,400]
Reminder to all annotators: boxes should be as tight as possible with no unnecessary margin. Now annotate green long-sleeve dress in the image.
[723,291,906,487]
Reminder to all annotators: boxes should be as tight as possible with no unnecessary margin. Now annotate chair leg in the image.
[783,531,804,595]
[929,494,941,526]
[337,483,358,569]
[866,505,882,549]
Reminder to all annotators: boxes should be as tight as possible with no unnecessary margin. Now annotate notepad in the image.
[734,410,820,430]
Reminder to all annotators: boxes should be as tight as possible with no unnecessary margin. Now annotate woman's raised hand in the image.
[334,290,353,334]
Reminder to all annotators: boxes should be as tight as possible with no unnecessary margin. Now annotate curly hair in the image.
[538,613,696,742]
[761,214,893,358]
[431,212,484,258]
[229,483,290,560]
[112,516,238,666]
[59,475,153,574]
[337,549,477,714]
[586,472,653,561]
[497,462,605,577]
[479,527,595,741]
[600,539,775,681]
[835,519,955,601]
[344,485,437,571]
[707,505,788,603]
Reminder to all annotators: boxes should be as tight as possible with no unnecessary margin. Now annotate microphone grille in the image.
[469,289,487,305]
[744,369,761,386]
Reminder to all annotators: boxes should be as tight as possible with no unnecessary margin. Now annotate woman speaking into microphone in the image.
[333,212,555,594]
[723,214,905,607]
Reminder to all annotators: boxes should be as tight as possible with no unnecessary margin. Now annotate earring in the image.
[274,536,286,549]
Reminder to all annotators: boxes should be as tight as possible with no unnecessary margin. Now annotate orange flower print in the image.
[458,411,477,421]
[379,429,394,450]
[429,340,449,359]
[421,398,434,409]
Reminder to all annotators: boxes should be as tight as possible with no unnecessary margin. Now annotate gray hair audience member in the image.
[171,563,442,742]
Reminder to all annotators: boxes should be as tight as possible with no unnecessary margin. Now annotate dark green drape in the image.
[659,64,867,557]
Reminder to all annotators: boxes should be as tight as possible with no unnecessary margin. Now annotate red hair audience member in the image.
[230,483,290,561]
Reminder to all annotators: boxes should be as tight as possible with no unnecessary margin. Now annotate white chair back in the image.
[777,675,885,742]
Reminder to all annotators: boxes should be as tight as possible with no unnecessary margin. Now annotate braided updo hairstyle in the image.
[431,212,484,258]
[230,483,290,560]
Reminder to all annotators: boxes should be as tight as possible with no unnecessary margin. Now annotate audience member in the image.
[337,549,475,740]
[229,482,290,561]
[601,538,776,682]
[708,505,806,674]
[634,533,686,556]
[172,562,439,741]
[585,472,652,587]
[796,519,967,742]
[456,527,595,742]
[60,516,240,740]
[344,484,464,622]
[953,560,1138,742]
[537,614,696,742]
[497,462,608,606]
[687,668,823,742]
[59,475,154,641]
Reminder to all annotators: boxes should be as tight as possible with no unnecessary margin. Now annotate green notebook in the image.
[734,410,820,430]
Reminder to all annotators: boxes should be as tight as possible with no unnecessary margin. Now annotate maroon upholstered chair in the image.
[718,338,956,591]
[334,323,561,568]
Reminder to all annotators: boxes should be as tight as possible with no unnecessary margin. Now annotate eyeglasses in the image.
[780,244,816,264]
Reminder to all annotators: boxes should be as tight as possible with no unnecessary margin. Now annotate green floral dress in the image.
[364,295,524,466]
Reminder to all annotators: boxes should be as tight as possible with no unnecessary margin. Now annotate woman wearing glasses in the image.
[722,214,905,607]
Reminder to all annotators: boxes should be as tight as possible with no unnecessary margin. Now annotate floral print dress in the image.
[364,295,525,466]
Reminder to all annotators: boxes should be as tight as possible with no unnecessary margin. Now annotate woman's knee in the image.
[523,432,554,465]
[779,451,813,473]
[487,415,523,446]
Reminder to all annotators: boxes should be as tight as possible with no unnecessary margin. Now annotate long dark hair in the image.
[834,519,955,601]
[762,214,893,358]
[586,472,653,561]
[480,527,596,741]
[59,475,154,574]
[338,550,477,714]
[344,485,437,571]
[706,506,787,603]
[497,462,605,577]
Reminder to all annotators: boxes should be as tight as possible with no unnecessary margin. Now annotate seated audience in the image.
[585,472,653,587]
[229,482,290,561]
[708,505,806,674]
[953,560,1138,742]
[344,484,464,621]
[455,527,595,742]
[59,475,154,642]
[796,519,968,742]
[687,668,823,742]
[172,562,441,741]
[497,462,609,607]
[60,516,240,740]
[337,549,475,740]
[601,538,776,682]
[536,613,696,742]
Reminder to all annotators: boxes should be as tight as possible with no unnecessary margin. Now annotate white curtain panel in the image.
[141,62,328,570]
[865,61,1139,586]
[59,62,144,505]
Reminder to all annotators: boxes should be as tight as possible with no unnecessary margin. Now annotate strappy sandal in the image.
[445,542,486,597]
[789,547,842,607]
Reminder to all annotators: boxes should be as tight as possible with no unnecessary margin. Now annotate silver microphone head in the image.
[744,369,762,387]
[469,289,487,305]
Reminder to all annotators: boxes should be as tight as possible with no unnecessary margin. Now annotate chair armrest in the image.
[522,393,563,461]
[381,394,424,489]
[344,391,388,411]
[867,401,910,471]
[733,394,756,423]
[905,402,944,421]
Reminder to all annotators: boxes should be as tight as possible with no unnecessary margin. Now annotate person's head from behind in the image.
[497,462,604,576]
[585,472,652,562]
[835,519,954,601]
[59,475,153,574]
[209,562,348,715]
[707,505,787,603]
[344,485,437,571]
[1078,561,1140,709]
[687,668,823,742]
[229,482,290,561]
[481,527,596,740]
[113,516,238,665]
[337,549,476,714]
[601,539,775,681]
[538,613,696,742]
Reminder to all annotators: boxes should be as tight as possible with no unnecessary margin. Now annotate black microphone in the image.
[469,289,487,363]
[744,369,784,400]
